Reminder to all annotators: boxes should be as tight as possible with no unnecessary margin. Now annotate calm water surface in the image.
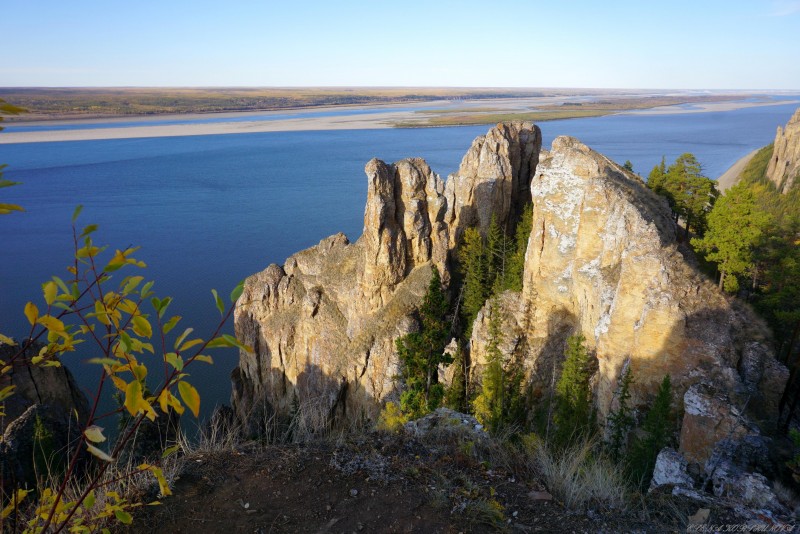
[1,99,798,418]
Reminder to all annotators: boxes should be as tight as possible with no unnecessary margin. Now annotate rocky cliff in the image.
[232,124,540,428]
[470,136,787,462]
[233,123,786,465]
[766,107,800,193]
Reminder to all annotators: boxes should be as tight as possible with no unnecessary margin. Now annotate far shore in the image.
[1,97,797,145]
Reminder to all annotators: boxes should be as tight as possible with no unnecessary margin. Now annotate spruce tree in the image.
[473,298,504,431]
[553,333,594,448]
[504,202,533,292]
[606,364,634,462]
[460,227,488,335]
[396,267,452,418]
[629,375,674,488]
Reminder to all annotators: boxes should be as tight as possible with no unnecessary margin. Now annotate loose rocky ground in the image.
[137,431,689,533]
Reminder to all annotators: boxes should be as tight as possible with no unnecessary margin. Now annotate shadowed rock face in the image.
[766,108,800,193]
[234,124,786,465]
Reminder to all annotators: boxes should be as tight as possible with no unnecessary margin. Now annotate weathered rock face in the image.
[0,344,90,434]
[470,136,787,462]
[0,343,90,495]
[444,121,541,247]
[234,124,786,468]
[233,158,451,426]
[766,108,800,193]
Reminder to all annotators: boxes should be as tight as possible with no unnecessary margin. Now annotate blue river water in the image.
[1,98,798,420]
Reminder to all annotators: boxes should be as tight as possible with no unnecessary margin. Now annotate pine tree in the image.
[396,267,452,418]
[691,182,772,292]
[606,364,634,462]
[623,160,635,173]
[629,375,674,488]
[553,333,594,448]
[647,156,668,194]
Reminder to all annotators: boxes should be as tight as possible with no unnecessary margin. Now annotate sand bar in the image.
[2,97,797,144]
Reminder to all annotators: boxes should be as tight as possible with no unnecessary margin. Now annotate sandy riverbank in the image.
[716,149,758,191]
[0,110,418,144]
[1,96,796,144]
[625,99,800,115]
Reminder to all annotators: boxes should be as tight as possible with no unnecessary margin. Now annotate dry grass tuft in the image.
[526,436,629,512]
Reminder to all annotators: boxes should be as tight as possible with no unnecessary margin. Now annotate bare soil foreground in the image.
[136,431,705,534]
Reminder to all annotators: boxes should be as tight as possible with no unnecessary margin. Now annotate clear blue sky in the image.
[3,0,800,89]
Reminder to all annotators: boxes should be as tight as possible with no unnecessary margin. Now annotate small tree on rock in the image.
[553,333,595,448]
[396,267,452,418]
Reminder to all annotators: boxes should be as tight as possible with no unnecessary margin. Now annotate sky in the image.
[2,0,800,89]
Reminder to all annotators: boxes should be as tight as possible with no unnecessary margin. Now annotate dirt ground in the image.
[136,432,679,534]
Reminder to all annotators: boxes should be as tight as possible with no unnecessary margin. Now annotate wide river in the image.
[1,98,798,420]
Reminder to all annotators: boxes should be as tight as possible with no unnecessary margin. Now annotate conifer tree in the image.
[629,375,674,488]
[460,227,488,335]
[504,202,533,292]
[606,363,634,462]
[647,156,668,194]
[692,182,772,292]
[396,267,452,418]
[553,333,594,448]
[473,298,504,431]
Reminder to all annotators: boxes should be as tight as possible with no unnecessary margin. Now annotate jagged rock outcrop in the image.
[232,158,451,426]
[470,136,787,462]
[444,121,541,246]
[766,108,800,193]
[232,124,541,427]
[234,124,786,470]
[0,343,90,495]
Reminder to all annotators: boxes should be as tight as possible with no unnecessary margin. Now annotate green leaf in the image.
[230,280,245,303]
[162,315,181,335]
[162,444,181,459]
[84,489,96,510]
[71,205,83,223]
[173,328,193,350]
[157,297,172,319]
[114,509,132,525]
[211,289,225,316]
[119,330,133,353]
[140,280,154,298]
[206,336,233,349]
[132,315,152,338]
[194,354,214,365]
[122,276,144,295]
[52,276,70,296]
[165,352,183,371]
[79,224,98,238]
